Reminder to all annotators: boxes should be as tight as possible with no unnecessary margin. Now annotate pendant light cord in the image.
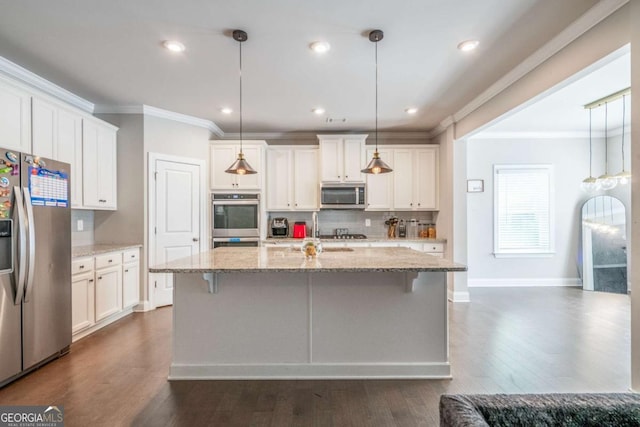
[375,38,378,151]
[621,94,626,170]
[239,40,243,154]
[604,102,608,174]
[589,108,593,178]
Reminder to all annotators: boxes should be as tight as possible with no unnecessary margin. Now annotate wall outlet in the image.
[77,219,84,232]
[365,219,371,227]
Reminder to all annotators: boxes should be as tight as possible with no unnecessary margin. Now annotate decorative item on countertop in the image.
[408,218,418,239]
[398,219,406,238]
[385,217,398,238]
[301,238,323,258]
[427,223,437,239]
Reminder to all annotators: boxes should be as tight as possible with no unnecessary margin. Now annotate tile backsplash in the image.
[71,210,94,246]
[267,210,436,238]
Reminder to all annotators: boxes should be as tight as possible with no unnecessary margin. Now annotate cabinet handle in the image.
[99,199,107,203]
[131,255,135,258]
[125,269,129,273]
[287,203,290,206]
[192,238,199,242]
[410,203,413,206]
[89,279,94,283]
[295,203,298,206]
[345,175,349,178]
[338,175,341,178]
[98,276,102,280]
[418,203,421,206]
[79,265,84,269]
[108,259,113,263]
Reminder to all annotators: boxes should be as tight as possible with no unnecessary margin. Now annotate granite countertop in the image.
[72,243,143,258]
[263,237,447,244]
[149,247,466,273]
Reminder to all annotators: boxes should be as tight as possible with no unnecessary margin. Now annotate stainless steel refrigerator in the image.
[0,148,71,387]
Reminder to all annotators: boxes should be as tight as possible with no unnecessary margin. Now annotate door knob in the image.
[193,238,199,242]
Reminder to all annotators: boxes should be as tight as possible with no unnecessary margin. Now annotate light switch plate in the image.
[365,219,371,227]
[77,219,84,232]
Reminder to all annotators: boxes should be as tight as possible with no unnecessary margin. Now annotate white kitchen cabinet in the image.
[210,141,264,190]
[95,265,122,322]
[318,134,366,183]
[82,119,118,210]
[365,148,394,210]
[393,146,439,211]
[266,147,318,211]
[71,257,95,334]
[56,108,83,207]
[122,249,140,309]
[0,79,31,153]
[31,97,57,158]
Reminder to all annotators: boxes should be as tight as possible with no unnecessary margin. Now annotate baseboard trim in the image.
[169,362,451,380]
[468,278,582,288]
[72,307,134,342]
[133,300,154,312]
[448,289,470,302]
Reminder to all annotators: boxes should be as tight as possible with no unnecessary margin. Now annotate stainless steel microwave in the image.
[320,184,366,209]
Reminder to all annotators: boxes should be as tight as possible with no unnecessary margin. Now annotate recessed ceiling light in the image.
[220,107,233,114]
[405,107,418,114]
[310,41,331,54]
[163,40,186,53]
[457,40,479,52]
[312,107,325,115]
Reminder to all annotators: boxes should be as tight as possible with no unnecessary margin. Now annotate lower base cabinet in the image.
[71,247,140,339]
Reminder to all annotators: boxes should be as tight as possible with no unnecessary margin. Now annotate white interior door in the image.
[152,158,202,307]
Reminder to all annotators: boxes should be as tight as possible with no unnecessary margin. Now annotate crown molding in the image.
[468,126,630,140]
[223,131,430,141]
[429,116,454,138]
[0,56,95,113]
[446,0,629,129]
[94,104,225,137]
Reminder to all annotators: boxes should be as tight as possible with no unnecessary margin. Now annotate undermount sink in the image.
[322,247,355,252]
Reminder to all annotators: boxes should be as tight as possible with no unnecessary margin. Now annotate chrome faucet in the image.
[312,211,319,238]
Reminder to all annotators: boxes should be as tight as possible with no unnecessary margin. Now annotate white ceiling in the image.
[0,0,599,133]
[481,48,631,136]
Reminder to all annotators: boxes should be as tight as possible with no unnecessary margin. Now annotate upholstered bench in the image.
[440,393,640,426]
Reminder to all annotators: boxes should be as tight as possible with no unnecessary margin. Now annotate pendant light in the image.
[597,102,617,190]
[614,94,631,185]
[361,30,392,175]
[581,108,600,193]
[225,29,257,175]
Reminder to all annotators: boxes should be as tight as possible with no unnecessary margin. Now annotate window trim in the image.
[493,164,555,258]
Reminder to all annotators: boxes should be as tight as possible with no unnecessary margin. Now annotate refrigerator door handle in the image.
[12,186,27,305]
[22,187,36,303]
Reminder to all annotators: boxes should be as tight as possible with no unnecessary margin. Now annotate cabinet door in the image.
[57,109,83,208]
[83,121,117,210]
[96,127,117,209]
[210,145,237,189]
[31,98,57,158]
[365,148,393,210]
[319,138,342,182]
[414,148,438,210]
[235,145,261,189]
[122,262,140,309]
[393,149,415,209]
[343,138,365,182]
[95,266,122,321]
[71,272,95,334]
[293,149,318,210]
[266,149,292,210]
[0,81,31,152]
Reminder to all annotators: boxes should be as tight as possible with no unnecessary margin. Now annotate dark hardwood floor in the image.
[0,287,630,426]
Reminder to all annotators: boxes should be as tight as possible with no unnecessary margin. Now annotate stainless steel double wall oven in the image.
[211,193,260,248]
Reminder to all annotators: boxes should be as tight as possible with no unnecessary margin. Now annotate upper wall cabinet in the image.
[210,141,265,190]
[56,109,83,208]
[365,148,394,210]
[393,146,439,211]
[31,98,57,158]
[0,79,31,153]
[82,119,118,210]
[318,134,366,183]
[266,147,318,211]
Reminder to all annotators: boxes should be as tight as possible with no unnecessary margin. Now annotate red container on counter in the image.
[293,222,307,238]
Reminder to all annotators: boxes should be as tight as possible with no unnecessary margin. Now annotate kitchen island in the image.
[149,246,466,379]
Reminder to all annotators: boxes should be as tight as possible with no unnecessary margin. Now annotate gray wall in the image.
[466,137,603,284]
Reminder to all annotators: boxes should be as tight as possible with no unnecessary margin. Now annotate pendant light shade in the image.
[614,94,631,185]
[225,29,257,175]
[596,102,617,190]
[581,108,600,193]
[362,29,392,175]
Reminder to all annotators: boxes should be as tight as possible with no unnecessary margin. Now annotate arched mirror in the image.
[580,195,627,293]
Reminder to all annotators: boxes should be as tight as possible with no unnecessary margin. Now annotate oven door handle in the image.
[212,200,260,206]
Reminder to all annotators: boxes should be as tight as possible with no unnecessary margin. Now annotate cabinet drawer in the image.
[122,249,140,263]
[423,243,444,253]
[95,252,122,269]
[72,257,94,275]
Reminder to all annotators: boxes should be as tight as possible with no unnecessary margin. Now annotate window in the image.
[493,165,554,257]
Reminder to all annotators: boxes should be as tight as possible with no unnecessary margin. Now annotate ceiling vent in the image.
[326,118,347,123]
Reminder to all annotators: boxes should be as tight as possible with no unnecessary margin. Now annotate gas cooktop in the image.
[319,234,368,240]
